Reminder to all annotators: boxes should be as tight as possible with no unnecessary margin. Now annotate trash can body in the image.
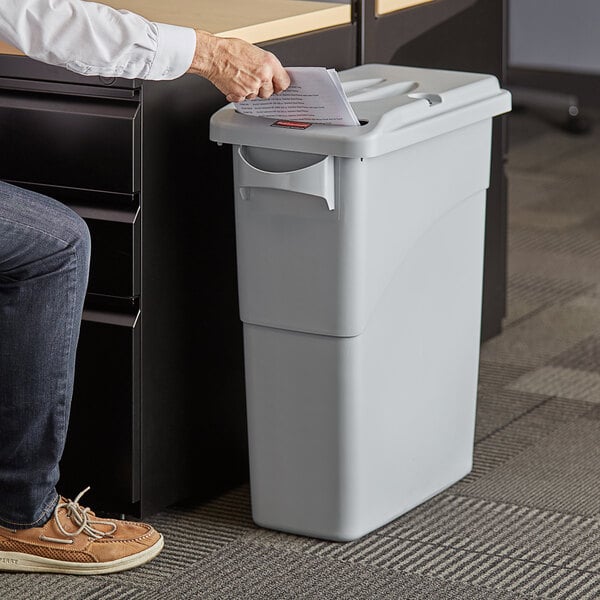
[211,64,511,541]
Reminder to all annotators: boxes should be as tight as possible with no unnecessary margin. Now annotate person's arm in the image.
[0,0,196,80]
[187,30,290,102]
[0,0,289,98]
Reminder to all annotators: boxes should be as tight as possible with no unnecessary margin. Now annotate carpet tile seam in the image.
[508,393,599,413]
[502,296,588,331]
[470,395,598,453]
[470,395,554,447]
[111,529,255,594]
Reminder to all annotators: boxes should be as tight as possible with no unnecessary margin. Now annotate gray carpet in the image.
[3,110,600,599]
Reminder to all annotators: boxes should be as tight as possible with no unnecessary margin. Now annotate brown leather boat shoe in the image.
[0,487,163,575]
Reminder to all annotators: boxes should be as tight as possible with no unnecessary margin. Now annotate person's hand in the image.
[187,30,290,102]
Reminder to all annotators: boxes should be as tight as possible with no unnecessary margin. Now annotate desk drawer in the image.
[61,304,141,511]
[78,206,140,298]
[7,182,140,298]
[0,89,140,193]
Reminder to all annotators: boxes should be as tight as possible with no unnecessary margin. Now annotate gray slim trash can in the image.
[210,64,511,541]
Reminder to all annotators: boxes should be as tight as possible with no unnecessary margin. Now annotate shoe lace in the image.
[40,487,117,544]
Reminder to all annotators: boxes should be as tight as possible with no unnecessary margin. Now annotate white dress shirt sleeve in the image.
[0,0,197,80]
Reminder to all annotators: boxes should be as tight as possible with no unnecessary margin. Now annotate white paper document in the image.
[235,67,360,126]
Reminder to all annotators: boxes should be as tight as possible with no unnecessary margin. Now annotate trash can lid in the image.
[210,64,511,158]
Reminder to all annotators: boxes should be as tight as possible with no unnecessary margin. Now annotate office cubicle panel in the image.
[361,0,508,341]
[263,22,357,68]
[361,0,478,65]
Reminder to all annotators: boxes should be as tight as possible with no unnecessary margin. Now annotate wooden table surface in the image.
[0,0,351,55]
[376,0,435,15]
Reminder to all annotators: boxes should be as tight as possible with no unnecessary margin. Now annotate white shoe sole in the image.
[0,534,164,575]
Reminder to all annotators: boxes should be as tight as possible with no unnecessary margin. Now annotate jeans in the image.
[0,181,90,529]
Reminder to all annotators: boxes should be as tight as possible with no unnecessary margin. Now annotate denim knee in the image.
[41,203,92,279]
[0,182,92,278]
[64,209,92,275]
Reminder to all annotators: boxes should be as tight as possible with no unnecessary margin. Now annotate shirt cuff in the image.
[147,22,196,80]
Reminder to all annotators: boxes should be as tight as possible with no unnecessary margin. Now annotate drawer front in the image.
[60,304,141,512]
[7,181,140,298]
[0,88,140,193]
[78,206,140,298]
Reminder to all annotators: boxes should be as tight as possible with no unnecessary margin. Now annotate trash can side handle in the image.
[236,147,336,211]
